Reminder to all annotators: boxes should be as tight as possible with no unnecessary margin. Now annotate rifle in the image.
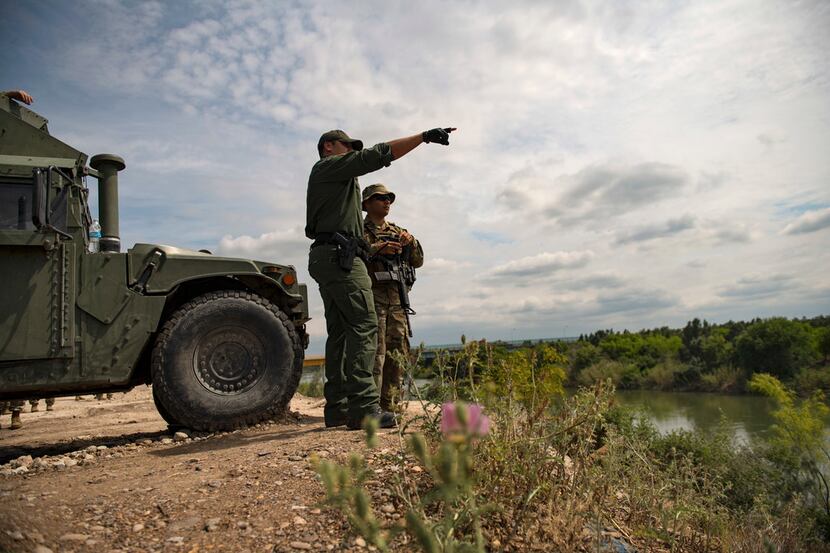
[372,238,417,337]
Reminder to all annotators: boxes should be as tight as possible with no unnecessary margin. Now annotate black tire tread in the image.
[151,290,304,431]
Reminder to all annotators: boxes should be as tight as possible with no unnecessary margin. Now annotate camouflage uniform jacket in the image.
[363,217,424,306]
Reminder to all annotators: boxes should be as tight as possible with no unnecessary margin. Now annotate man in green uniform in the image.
[362,184,423,412]
[307,127,454,429]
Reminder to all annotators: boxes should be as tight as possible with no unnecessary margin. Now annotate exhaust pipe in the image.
[89,154,125,253]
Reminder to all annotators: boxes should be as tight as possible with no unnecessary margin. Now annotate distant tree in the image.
[817,327,830,364]
[680,318,707,361]
[639,334,683,368]
[585,329,614,346]
[571,342,601,372]
[599,333,642,362]
[697,327,734,371]
[735,318,818,379]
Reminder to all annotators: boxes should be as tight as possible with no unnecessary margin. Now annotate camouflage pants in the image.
[1,400,24,411]
[373,302,409,411]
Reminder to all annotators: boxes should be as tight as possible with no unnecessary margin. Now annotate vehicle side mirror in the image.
[32,168,49,229]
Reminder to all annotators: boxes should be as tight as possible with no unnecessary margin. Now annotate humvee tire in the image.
[152,385,179,428]
[151,290,303,431]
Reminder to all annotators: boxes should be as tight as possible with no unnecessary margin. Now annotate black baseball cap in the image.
[317,129,363,153]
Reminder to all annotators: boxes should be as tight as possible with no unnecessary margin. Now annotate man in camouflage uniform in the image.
[362,184,424,412]
[1,401,24,429]
[29,397,56,412]
[307,127,454,430]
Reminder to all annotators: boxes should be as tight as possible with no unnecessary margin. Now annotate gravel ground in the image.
[0,388,407,553]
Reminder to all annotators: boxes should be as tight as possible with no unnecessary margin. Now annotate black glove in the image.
[422,127,456,145]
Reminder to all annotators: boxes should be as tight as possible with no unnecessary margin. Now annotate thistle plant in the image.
[403,402,493,552]
[313,417,396,550]
[314,399,493,552]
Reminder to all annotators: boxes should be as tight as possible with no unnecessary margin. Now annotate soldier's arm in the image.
[316,128,456,182]
[3,90,34,104]
[314,143,394,181]
[409,239,424,268]
[387,134,423,160]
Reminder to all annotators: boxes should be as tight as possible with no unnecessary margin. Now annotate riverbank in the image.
[0,388,644,552]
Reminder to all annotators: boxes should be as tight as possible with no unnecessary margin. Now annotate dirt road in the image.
[0,387,403,553]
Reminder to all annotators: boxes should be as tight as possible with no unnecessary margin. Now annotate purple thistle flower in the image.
[441,402,490,437]
[467,403,491,436]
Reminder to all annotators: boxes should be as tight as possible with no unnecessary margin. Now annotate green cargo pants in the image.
[309,245,380,421]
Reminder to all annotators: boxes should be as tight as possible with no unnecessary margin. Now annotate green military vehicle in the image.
[0,94,309,431]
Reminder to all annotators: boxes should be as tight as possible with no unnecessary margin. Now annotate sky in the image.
[2,0,828,353]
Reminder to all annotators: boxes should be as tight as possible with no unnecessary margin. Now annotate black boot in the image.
[324,412,348,428]
[347,406,396,430]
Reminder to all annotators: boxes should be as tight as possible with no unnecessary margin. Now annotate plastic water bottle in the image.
[89,219,101,253]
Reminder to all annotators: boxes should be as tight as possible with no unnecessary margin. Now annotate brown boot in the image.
[10,410,22,430]
[46,398,55,411]
[30,400,39,413]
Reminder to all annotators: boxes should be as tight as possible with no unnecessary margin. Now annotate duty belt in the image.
[311,232,370,270]
[310,232,341,249]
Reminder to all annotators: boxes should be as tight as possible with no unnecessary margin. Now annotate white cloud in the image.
[782,207,830,235]
[614,215,696,245]
[487,251,594,279]
[718,274,796,299]
[217,228,308,264]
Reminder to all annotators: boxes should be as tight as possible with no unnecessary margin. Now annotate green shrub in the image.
[297,369,324,398]
[699,365,746,392]
[793,365,830,398]
[736,318,818,379]
[750,373,830,537]
[642,358,686,390]
[483,343,566,409]
[574,359,630,387]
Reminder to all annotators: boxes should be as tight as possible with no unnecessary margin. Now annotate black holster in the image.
[322,232,368,273]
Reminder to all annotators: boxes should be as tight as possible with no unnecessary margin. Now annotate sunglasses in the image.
[371,194,394,202]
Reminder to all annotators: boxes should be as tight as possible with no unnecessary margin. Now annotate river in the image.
[613,390,778,445]
[304,370,781,445]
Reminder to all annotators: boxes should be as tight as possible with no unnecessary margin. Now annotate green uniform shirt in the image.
[305,143,394,239]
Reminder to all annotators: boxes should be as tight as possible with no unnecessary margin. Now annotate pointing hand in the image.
[422,127,457,145]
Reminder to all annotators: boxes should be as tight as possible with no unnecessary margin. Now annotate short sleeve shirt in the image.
[305,143,394,239]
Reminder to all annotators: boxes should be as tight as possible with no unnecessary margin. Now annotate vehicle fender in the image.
[127,244,300,301]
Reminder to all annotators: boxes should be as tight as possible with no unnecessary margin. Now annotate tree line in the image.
[565,315,830,394]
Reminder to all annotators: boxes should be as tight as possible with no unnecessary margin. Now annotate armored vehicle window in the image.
[0,181,35,230]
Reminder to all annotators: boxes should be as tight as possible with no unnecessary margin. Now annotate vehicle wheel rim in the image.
[193,326,266,395]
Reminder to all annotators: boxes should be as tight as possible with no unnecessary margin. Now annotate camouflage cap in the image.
[317,129,363,153]
[362,183,396,210]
